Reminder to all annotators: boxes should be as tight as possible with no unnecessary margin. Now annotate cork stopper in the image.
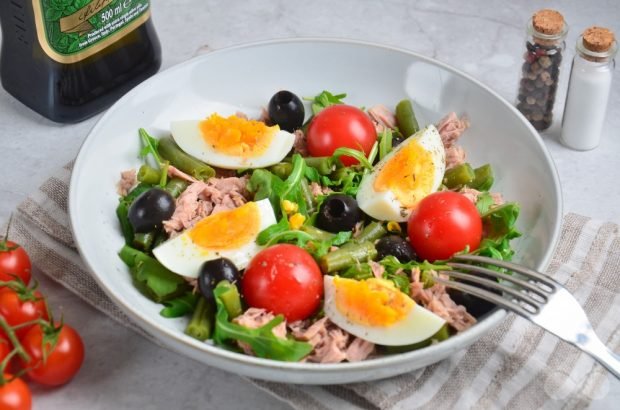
[532,9,565,35]
[582,26,615,52]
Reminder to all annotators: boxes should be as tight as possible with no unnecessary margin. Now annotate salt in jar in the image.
[561,27,617,150]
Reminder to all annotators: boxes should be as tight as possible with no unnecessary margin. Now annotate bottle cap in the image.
[582,26,615,52]
[532,9,565,35]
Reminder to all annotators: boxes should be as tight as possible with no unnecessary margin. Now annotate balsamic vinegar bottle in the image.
[0,0,162,123]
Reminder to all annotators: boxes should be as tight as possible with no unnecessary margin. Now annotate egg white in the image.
[356,125,446,222]
[323,275,446,346]
[170,119,295,170]
[152,199,276,278]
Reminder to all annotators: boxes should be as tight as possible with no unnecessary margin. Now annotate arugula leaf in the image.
[247,169,286,215]
[475,202,522,261]
[481,203,521,241]
[131,258,188,303]
[379,129,393,160]
[139,128,163,167]
[332,147,373,170]
[305,90,347,115]
[256,217,290,245]
[212,284,312,362]
[160,293,199,318]
[475,192,494,215]
[379,256,450,289]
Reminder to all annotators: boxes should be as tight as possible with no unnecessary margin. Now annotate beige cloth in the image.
[6,162,619,409]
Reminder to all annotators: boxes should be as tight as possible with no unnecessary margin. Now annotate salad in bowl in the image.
[114,89,521,363]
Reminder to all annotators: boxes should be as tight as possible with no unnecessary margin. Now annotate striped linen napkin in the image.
[5,162,619,409]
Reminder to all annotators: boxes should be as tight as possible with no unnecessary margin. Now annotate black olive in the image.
[267,90,305,132]
[376,235,417,262]
[198,258,240,302]
[315,194,362,233]
[391,133,406,148]
[128,188,176,233]
[447,287,498,318]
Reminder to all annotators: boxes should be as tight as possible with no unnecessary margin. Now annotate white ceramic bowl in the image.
[69,38,562,384]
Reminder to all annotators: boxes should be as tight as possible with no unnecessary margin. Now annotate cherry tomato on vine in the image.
[20,323,84,386]
[0,241,31,286]
[407,191,482,262]
[241,244,323,322]
[0,374,31,410]
[0,288,48,340]
[306,105,377,166]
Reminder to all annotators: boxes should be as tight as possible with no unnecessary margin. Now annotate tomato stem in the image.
[0,316,30,363]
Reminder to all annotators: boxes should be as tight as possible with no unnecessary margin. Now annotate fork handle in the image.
[580,335,620,379]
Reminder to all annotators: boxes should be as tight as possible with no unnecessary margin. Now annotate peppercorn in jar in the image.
[515,9,568,131]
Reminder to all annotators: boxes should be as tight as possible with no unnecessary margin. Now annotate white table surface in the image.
[1,0,619,409]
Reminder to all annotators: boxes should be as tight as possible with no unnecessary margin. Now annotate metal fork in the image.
[435,254,620,379]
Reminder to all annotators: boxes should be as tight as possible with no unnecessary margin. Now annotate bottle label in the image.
[32,0,150,64]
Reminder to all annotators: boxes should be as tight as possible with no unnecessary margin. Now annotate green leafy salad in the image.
[114,90,521,363]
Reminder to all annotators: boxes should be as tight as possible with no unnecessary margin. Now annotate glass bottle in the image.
[515,9,568,131]
[561,27,617,150]
[0,0,162,123]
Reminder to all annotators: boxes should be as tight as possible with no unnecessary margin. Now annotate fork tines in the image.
[436,254,558,318]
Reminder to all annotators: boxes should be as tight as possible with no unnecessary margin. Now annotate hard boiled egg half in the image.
[323,275,446,346]
[356,125,445,222]
[152,199,276,278]
[171,109,295,170]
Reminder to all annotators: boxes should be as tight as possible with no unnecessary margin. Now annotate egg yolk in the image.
[333,277,414,327]
[374,140,436,208]
[188,202,260,250]
[199,114,277,158]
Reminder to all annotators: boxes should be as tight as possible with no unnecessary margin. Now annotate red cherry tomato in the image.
[0,241,31,286]
[241,244,323,322]
[306,105,377,166]
[407,191,482,262]
[0,375,31,410]
[20,323,84,386]
[0,288,48,340]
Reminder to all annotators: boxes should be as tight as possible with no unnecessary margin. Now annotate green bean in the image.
[158,136,215,181]
[116,201,134,244]
[330,166,355,182]
[395,99,420,138]
[319,241,377,273]
[300,225,334,241]
[299,178,316,214]
[269,162,293,180]
[137,164,161,184]
[340,263,374,281]
[185,297,214,341]
[118,245,154,268]
[164,177,189,198]
[132,231,156,252]
[443,163,475,189]
[354,222,387,243]
[216,281,243,319]
[470,164,494,191]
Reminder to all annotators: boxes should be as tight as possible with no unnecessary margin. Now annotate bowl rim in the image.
[68,37,563,374]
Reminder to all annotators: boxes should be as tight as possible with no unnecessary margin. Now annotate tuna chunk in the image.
[117,169,137,196]
[436,112,469,148]
[368,104,397,134]
[289,318,375,363]
[410,268,476,332]
[233,308,287,355]
[163,176,250,236]
[167,165,198,183]
[293,129,308,156]
[445,145,466,169]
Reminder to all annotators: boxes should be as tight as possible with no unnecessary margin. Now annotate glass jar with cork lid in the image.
[561,27,617,150]
[515,9,568,131]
